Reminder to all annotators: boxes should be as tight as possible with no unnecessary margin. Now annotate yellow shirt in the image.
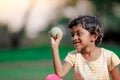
[64,48,120,80]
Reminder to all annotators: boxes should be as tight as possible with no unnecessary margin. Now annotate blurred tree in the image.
[0,25,10,49]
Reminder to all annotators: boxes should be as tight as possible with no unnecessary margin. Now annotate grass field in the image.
[0,45,120,80]
[0,60,75,80]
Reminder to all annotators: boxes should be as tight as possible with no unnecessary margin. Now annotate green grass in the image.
[0,61,74,80]
[0,46,74,62]
[0,45,120,80]
[0,61,52,80]
[0,45,119,62]
[0,60,119,80]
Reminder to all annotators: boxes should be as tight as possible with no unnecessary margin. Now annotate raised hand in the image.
[49,33,62,48]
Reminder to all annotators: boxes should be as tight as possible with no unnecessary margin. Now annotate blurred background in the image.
[0,0,120,80]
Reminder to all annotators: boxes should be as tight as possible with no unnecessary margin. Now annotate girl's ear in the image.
[91,33,98,42]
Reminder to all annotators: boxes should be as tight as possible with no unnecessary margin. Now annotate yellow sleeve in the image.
[108,52,120,71]
[64,52,76,66]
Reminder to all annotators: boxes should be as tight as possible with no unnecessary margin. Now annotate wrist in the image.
[51,45,59,50]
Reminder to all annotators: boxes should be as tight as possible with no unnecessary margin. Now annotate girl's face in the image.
[70,24,95,50]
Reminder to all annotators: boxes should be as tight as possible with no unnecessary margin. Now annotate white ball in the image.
[49,27,63,39]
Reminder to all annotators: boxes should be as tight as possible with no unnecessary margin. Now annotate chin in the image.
[74,46,81,50]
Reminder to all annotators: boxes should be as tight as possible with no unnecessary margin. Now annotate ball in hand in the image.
[49,27,63,39]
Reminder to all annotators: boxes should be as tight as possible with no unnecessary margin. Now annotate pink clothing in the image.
[45,74,62,80]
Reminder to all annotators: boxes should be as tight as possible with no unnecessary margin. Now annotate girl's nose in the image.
[73,35,78,40]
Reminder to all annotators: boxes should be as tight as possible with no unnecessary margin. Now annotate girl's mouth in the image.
[73,42,80,46]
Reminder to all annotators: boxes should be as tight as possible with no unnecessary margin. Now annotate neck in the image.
[81,45,97,55]
[80,45,101,61]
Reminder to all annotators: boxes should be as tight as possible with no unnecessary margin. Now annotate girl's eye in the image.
[77,32,81,36]
[71,33,74,37]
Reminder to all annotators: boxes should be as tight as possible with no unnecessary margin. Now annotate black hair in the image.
[68,15,104,46]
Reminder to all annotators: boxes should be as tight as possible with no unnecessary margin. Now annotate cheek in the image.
[81,36,91,43]
[71,38,74,43]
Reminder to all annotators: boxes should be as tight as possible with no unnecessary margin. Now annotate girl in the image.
[46,15,120,80]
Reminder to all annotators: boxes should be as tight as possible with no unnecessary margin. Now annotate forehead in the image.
[70,24,85,32]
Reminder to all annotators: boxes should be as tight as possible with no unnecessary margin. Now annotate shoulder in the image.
[66,50,79,57]
[101,47,120,63]
[68,50,78,55]
[101,47,120,60]
[101,48,120,71]
[64,50,78,66]
[101,48,116,57]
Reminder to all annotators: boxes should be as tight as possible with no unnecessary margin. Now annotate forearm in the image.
[52,47,64,77]
[49,33,70,77]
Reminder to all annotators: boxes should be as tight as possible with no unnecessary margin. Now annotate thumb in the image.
[56,32,63,40]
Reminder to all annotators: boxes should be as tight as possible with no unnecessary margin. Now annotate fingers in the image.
[48,32,62,47]
[74,73,84,80]
[48,33,54,40]
[48,32,62,41]
[48,33,55,44]
[56,32,63,40]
